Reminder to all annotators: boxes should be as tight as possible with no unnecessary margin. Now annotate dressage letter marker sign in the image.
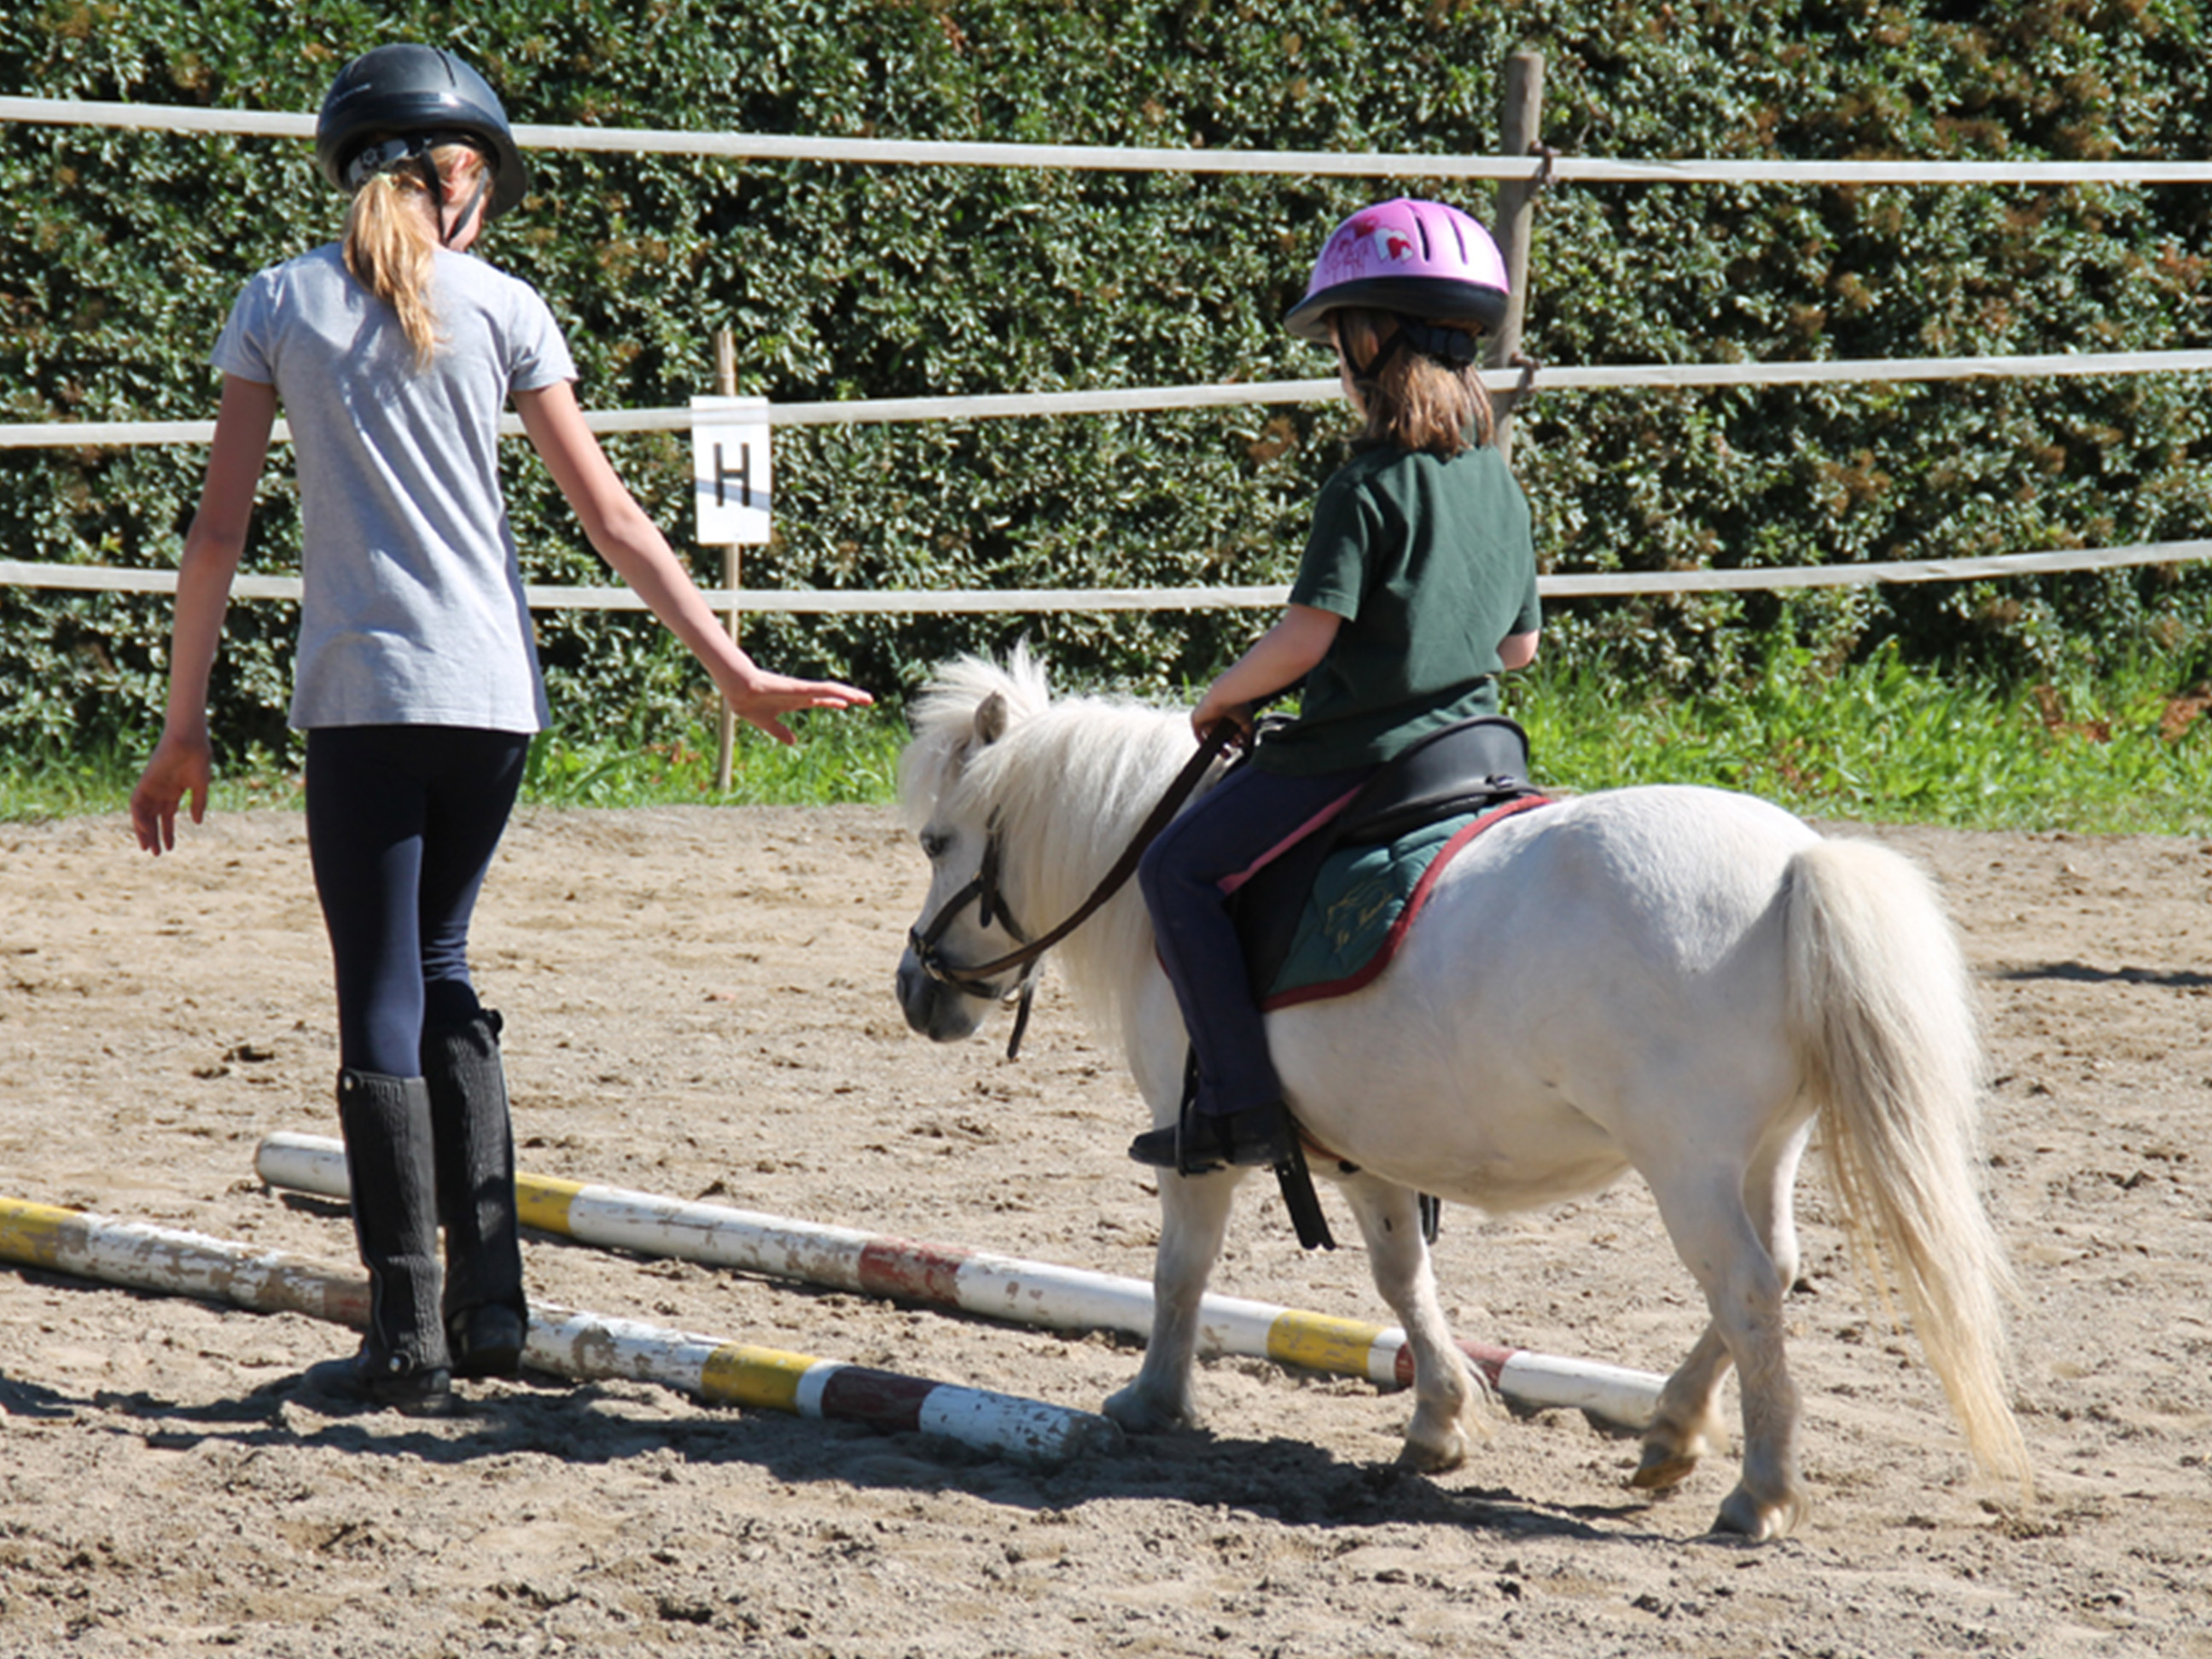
[691,395,771,544]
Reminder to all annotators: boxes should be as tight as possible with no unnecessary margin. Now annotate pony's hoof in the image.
[1712,1483,1806,1541]
[1394,1394,1480,1473]
[1103,1382,1193,1435]
[1394,1430,1470,1474]
[1630,1444,1701,1492]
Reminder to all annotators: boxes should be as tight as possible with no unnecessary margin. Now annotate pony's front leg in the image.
[1341,1173,1492,1472]
[1104,1167,1242,1432]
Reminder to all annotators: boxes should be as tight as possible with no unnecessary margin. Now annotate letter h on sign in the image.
[691,396,772,545]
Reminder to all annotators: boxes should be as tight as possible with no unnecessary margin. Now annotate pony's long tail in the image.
[1784,838,2033,1499]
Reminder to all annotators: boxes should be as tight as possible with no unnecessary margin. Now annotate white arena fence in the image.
[3,93,2208,614]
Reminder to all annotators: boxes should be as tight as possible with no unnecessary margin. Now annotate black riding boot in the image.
[422,1008,528,1379]
[306,1068,452,1414]
[1128,1050,1295,1173]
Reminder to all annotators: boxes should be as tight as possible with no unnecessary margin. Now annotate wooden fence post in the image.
[1488,51,1545,465]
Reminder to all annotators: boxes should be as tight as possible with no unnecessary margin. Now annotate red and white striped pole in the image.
[256,1132,1665,1430]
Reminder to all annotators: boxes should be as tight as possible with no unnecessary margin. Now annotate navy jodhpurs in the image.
[305,725,529,1077]
[1137,759,1376,1119]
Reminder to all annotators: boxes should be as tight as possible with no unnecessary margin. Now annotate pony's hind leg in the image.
[1342,1173,1492,1471]
[1633,1324,1733,1493]
[1644,1162,1808,1541]
[1635,1125,1809,1501]
[1104,1167,1242,1433]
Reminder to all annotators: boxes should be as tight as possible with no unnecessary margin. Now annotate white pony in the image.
[894,649,2030,1540]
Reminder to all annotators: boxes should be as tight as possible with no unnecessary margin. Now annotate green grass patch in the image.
[0,735,309,824]
[7,652,2210,835]
[519,711,905,808]
[1517,643,2212,835]
[0,713,911,825]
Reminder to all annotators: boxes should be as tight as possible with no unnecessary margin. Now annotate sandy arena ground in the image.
[2,801,2209,1656]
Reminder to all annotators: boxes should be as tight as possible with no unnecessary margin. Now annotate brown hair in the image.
[340,143,484,369]
[1332,307,1494,457]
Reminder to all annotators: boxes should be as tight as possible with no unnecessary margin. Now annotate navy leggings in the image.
[305,725,529,1077]
[1138,759,1376,1118]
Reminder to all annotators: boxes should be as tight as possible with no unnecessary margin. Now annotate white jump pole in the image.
[0,1195,1121,1467]
[256,1132,1665,1430]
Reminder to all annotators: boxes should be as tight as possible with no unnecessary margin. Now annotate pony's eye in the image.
[919,831,949,861]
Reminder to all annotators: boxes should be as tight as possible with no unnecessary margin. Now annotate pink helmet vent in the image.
[1284,197,1511,345]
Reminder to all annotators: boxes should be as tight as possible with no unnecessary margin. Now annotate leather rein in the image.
[908,719,1240,1059]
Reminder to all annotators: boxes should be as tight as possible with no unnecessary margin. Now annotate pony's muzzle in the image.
[896,945,992,1043]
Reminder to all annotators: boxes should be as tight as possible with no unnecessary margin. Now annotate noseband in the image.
[906,719,1240,1060]
[906,824,1048,1057]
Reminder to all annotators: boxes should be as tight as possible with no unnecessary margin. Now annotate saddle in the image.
[1214,715,1544,1254]
[1229,713,1541,1002]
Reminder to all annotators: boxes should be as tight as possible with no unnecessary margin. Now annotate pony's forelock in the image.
[897,647,1053,828]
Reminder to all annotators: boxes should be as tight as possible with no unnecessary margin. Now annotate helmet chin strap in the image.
[1344,327,1407,387]
[439,169,492,246]
[408,148,492,247]
[1345,314,1481,386]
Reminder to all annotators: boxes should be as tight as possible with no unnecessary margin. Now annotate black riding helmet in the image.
[315,44,528,223]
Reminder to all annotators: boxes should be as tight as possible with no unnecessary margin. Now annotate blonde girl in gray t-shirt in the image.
[130,44,872,1415]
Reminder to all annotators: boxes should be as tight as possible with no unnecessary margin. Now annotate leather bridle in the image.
[906,719,1240,1059]
[906,823,1050,1057]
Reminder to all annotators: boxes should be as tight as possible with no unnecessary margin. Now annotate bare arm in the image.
[1195,610,1538,743]
[1191,602,1343,738]
[513,381,872,742]
[130,375,276,853]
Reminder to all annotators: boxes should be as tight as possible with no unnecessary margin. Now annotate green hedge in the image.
[3,0,2208,759]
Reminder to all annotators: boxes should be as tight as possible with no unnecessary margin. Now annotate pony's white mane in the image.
[896,646,1054,830]
[899,646,1208,1045]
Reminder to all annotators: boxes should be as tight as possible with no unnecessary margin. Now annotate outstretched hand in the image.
[719,671,876,746]
[130,730,213,854]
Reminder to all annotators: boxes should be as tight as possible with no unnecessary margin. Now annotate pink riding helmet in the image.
[1284,197,1511,344]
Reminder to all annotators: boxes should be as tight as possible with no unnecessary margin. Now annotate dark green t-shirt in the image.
[1257,440,1540,776]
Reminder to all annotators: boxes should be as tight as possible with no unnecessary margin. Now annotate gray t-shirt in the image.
[212,243,576,732]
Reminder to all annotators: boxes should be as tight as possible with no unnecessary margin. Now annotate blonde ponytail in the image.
[340,144,482,369]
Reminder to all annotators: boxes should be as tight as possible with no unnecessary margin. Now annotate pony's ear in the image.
[973,690,1010,747]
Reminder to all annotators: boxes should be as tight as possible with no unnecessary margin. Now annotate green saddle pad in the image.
[1264,811,1477,1007]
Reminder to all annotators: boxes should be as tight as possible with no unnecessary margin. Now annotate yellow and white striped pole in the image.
[0,1195,1121,1466]
[257,1132,1666,1430]
[0,1196,370,1324]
